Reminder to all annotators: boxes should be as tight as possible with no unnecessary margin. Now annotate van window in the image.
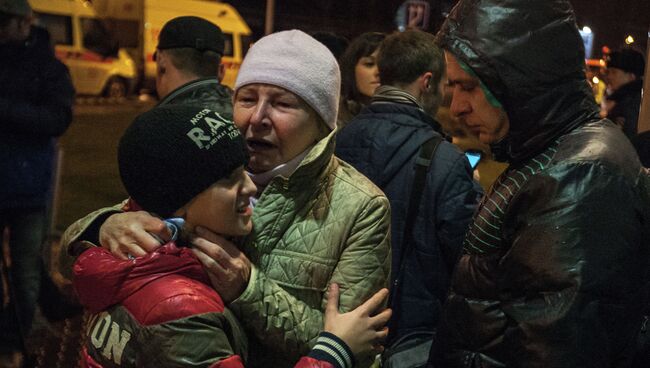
[241,35,253,58]
[109,19,139,49]
[81,18,118,57]
[34,13,72,46]
[223,32,233,57]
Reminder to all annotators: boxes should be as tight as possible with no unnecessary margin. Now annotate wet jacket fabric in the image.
[606,79,643,140]
[0,26,74,209]
[74,243,249,368]
[335,102,481,342]
[157,77,233,118]
[74,243,350,368]
[62,130,391,367]
[433,1,650,367]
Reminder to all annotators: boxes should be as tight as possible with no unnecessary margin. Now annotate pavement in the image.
[2,235,86,368]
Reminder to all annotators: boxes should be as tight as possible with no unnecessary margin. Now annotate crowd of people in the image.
[1,0,649,367]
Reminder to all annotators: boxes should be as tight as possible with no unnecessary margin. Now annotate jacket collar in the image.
[363,101,442,133]
[265,128,337,191]
[371,85,424,110]
[158,77,224,106]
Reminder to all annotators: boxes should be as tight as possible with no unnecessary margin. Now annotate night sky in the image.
[229,0,649,56]
[570,0,649,56]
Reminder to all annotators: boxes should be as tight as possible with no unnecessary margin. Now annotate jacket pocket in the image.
[261,250,336,293]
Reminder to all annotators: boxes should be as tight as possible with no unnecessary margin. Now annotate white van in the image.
[31,0,252,96]
[31,0,137,97]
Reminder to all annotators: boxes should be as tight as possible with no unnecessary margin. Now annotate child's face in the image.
[180,166,257,236]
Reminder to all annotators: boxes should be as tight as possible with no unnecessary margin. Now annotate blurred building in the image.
[227,0,454,41]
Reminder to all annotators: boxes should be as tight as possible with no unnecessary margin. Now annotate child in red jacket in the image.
[73,105,390,368]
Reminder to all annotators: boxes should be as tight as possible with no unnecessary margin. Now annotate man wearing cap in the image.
[152,16,233,116]
[430,0,650,367]
[0,0,74,366]
[604,48,646,140]
[57,16,233,269]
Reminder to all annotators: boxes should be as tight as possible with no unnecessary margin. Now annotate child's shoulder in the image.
[122,274,226,325]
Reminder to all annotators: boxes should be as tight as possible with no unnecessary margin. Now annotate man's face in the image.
[605,67,636,92]
[445,51,509,145]
[0,14,31,45]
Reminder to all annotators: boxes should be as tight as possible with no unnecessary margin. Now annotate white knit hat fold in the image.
[234,30,341,130]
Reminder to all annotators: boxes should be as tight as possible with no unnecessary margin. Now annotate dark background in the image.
[228,0,649,57]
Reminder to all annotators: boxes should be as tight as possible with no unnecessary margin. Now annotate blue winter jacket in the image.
[335,102,481,341]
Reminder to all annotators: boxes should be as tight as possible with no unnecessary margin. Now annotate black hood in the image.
[436,0,601,163]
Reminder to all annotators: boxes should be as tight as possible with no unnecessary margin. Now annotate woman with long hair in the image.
[337,32,386,128]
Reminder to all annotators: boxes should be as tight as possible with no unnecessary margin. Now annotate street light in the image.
[625,35,635,45]
[579,26,594,59]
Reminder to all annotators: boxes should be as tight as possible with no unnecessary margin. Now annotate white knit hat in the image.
[234,30,341,130]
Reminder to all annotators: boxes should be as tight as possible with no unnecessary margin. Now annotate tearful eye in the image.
[274,98,298,109]
[237,96,256,104]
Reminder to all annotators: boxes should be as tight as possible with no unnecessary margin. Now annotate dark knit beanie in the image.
[118,105,248,218]
[157,16,225,55]
[607,48,646,78]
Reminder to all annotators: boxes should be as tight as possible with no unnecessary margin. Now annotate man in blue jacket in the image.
[335,29,481,361]
[0,0,74,366]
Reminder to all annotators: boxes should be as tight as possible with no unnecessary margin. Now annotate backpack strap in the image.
[388,134,444,309]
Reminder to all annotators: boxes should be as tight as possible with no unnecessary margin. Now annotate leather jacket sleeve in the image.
[451,161,646,367]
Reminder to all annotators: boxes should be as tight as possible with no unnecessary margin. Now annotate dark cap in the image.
[157,16,225,55]
[118,105,248,218]
[606,48,646,77]
[0,0,31,17]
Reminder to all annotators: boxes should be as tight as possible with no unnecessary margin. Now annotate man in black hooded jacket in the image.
[430,1,650,367]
